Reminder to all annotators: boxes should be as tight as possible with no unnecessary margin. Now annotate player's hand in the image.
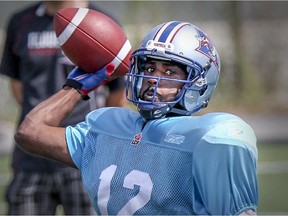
[63,63,115,100]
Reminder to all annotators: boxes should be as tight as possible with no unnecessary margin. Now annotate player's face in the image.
[139,59,187,102]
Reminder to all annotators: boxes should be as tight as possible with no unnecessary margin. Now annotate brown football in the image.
[53,7,132,78]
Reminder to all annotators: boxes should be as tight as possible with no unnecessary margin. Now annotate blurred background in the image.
[0,1,287,215]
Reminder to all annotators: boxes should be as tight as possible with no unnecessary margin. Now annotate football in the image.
[53,7,132,78]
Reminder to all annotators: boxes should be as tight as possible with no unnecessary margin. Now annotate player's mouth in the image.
[141,87,161,102]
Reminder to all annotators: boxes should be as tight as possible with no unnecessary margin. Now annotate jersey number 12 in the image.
[97,164,153,215]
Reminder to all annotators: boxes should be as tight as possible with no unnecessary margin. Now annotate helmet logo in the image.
[195,29,220,71]
[146,40,174,54]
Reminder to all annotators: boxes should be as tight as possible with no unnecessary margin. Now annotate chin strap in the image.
[170,107,191,116]
[137,100,209,120]
[138,104,173,120]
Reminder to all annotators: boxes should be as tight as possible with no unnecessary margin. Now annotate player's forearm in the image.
[23,88,82,127]
[14,88,82,163]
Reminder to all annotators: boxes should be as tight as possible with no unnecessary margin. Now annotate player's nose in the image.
[148,77,157,85]
[147,69,162,86]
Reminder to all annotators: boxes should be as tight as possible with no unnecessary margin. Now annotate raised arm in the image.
[15,64,115,168]
[15,88,82,167]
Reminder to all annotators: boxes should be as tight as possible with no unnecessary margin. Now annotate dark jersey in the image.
[0,2,125,172]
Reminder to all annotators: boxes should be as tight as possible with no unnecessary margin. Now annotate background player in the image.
[14,21,258,215]
[0,1,126,215]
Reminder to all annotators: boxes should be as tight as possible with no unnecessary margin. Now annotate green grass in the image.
[258,173,288,214]
[0,154,11,173]
[257,143,288,214]
[0,144,287,215]
[0,154,11,215]
[258,143,288,162]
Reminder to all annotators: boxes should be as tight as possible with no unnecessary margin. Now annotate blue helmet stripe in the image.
[158,21,182,43]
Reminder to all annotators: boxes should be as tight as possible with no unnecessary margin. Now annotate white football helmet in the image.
[126,21,221,120]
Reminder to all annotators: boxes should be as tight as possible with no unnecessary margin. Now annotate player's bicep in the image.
[40,126,76,168]
[192,119,258,215]
[193,142,258,215]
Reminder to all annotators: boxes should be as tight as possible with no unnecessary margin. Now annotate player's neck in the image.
[44,1,89,16]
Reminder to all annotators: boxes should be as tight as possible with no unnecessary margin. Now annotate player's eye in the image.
[165,70,174,76]
[145,67,155,73]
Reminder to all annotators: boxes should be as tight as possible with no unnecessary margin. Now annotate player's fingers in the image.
[106,63,115,77]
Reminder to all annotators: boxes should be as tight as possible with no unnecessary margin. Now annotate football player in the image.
[15,21,258,215]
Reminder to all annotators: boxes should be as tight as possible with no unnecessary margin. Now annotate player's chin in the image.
[142,94,161,102]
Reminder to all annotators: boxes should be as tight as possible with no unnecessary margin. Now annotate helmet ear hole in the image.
[199,86,207,96]
[188,68,196,80]
[136,56,147,71]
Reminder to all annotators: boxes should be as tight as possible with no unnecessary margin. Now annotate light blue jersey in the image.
[66,107,258,215]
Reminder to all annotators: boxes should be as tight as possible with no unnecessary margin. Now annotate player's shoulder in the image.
[199,112,257,154]
[85,107,144,137]
[165,112,247,131]
[10,2,39,20]
[198,112,249,126]
[163,112,256,153]
[87,107,140,121]
[7,2,40,31]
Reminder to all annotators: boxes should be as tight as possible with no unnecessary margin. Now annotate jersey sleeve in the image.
[65,107,129,170]
[65,121,87,169]
[192,118,258,215]
[65,108,111,169]
[0,14,21,79]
